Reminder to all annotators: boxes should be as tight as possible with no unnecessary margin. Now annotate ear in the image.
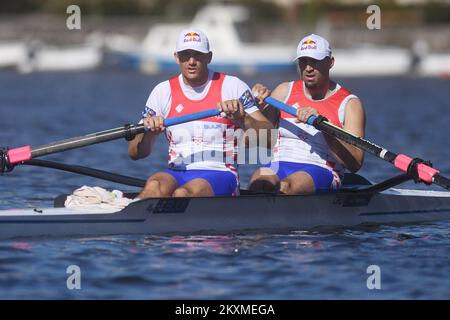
[206,52,212,64]
[329,56,335,69]
[174,52,180,65]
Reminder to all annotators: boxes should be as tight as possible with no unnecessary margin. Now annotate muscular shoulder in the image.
[145,80,171,117]
[346,97,364,113]
[149,80,171,99]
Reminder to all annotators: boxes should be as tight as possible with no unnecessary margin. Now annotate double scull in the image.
[1,98,449,239]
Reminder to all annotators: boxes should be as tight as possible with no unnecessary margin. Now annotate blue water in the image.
[0,70,449,299]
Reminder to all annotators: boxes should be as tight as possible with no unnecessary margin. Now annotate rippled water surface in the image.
[0,70,449,299]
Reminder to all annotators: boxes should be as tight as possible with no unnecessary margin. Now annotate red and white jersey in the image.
[143,70,258,172]
[273,80,358,177]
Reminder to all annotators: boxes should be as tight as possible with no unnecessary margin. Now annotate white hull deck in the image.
[1,188,450,240]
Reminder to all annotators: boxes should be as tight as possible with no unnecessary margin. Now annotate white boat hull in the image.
[18,45,102,73]
[0,42,28,68]
[417,53,450,77]
[1,188,449,240]
[332,47,412,76]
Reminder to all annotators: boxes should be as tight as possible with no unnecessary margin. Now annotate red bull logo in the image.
[302,39,316,45]
[301,39,317,50]
[183,32,201,43]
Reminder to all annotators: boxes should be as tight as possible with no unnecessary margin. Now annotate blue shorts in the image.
[261,161,335,193]
[164,169,238,196]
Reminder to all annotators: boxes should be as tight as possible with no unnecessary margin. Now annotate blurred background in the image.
[1,0,450,76]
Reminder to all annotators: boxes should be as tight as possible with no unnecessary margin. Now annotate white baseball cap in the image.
[294,34,332,61]
[176,28,210,53]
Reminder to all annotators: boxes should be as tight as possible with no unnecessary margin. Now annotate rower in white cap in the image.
[128,28,273,199]
[250,34,366,195]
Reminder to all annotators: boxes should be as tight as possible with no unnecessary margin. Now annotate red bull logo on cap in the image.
[183,32,201,43]
[302,39,316,45]
[301,39,317,51]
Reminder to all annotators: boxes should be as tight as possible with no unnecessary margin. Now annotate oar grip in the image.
[265,97,296,116]
[306,115,317,126]
[264,97,326,127]
[163,109,221,127]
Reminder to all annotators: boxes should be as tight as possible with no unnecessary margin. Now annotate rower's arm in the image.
[128,131,160,160]
[243,110,273,131]
[257,82,288,127]
[323,98,366,172]
[246,82,289,148]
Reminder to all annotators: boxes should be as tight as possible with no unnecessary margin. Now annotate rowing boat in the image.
[1,98,449,240]
[1,174,450,240]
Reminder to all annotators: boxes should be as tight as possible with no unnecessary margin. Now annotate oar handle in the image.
[264,96,323,126]
[163,108,221,127]
[264,97,317,125]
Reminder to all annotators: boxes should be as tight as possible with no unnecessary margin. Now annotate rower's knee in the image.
[140,179,164,198]
[172,187,189,197]
[280,180,314,195]
[147,180,162,193]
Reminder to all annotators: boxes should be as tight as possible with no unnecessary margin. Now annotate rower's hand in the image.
[252,83,271,108]
[295,106,320,124]
[143,115,165,132]
[217,99,245,123]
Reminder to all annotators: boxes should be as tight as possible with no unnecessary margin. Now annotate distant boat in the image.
[332,45,412,77]
[416,53,450,78]
[0,42,28,69]
[109,4,295,74]
[18,42,103,73]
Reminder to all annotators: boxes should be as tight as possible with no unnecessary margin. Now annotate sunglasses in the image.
[177,50,208,61]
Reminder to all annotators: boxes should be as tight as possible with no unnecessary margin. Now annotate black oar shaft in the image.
[31,124,144,158]
[312,117,398,163]
[24,159,146,187]
[434,175,450,191]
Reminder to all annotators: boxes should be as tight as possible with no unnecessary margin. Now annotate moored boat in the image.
[111,4,294,75]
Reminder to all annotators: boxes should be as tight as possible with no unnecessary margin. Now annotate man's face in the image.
[175,50,212,84]
[298,56,334,88]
